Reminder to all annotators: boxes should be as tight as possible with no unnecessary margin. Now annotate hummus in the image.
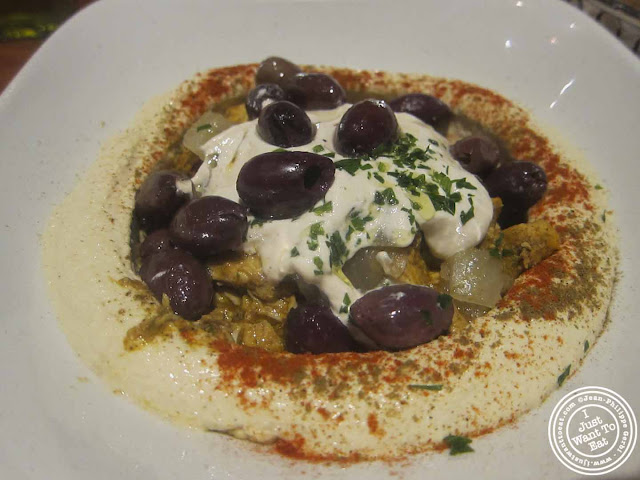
[42,64,618,461]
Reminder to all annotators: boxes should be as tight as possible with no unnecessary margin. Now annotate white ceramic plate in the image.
[1,0,639,478]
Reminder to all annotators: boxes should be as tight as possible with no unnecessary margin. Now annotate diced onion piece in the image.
[342,248,385,291]
[183,111,232,159]
[440,249,513,308]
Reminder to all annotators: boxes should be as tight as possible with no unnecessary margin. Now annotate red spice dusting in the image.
[317,407,330,420]
[367,413,380,435]
[501,254,567,319]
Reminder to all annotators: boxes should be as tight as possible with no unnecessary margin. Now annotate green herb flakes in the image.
[312,201,333,215]
[558,365,571,386]
[584,340,590,352]
[409,384,443,391]
[313,256,324,275]
[374,188,399,206]
[290,247,300,257]
[196,123,212,132]
[444,435,474,455]
[309,222,325,238]
[460,205,475,225]
[339,293,352,314]
[334,158,361,175]
[312,144,325,153]
[327,231,348,268]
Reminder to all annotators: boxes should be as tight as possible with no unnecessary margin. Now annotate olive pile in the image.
[133,56,549,353]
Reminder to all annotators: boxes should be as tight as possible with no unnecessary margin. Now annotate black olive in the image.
[139,249,213,320]
[169,196,248,257]
[450,135,501,176]
[257,101,316,148]
[484,161,547,227]
[237,151,335,219]
[285,73,346,110]
[134,171,192,232]
[245,83,286,120]
[335,100,398,155]
[140,229,174,259]
[285,303,358,354]
[350,284,453,350]
[389,93,452,135]
[255,56,302,86]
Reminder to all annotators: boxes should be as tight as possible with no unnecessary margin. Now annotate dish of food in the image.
[42,55,617,461]
[1,0,633,476]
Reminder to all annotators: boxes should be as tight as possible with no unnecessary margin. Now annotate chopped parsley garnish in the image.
[312,144,325,153]
[313,256,324,275]
[460,205,475,225]
[594,184,603,190]
[327,231,348,268]
[323,152,336,158]
[444,435,474,455]
[489,233,514,258]
[454,178,477,190]
[312,201,333,215]
[307,222,325,251]
[290,247,300,257]
[272,147,287,152]
[309,222,325,238]
[584,340,590,352]
[373,172,385,183]
[250,218,265,227]
[558,365,571,386]
[408,384,443,391]
[334,158,362,175]
[421,310,433,326]
[602,211,607,223]
[437,293,453,310]
[339,293,352,314]
[432,171,453,195]
[374,188,399,206]
[196,123,212,132]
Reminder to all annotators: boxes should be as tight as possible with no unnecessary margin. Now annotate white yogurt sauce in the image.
[186,105,492,318]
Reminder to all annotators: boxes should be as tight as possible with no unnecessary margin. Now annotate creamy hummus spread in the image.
[42,64,618,461]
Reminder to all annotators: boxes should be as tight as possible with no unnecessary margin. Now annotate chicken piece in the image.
[498,220,561,276]
[238,320,285,352]
[207,252,287,301]
[479,197,504,249]
[224,103,249,124]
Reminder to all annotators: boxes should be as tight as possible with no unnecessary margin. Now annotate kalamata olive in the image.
[169,196,248,257]
[255,56,302,86]
[285,73,346,110]
[245,83,286,120]
[350,284,453,350]
[140,229,174,259]
[134,170,192,231]
[237,151,335,219]
[389,93,452,135]
[484,161,547,227]
[450,135,501,176]
[335,100,398,155]
[285,303,358,354]
[139,249,213,320]
[257,101,316,147]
